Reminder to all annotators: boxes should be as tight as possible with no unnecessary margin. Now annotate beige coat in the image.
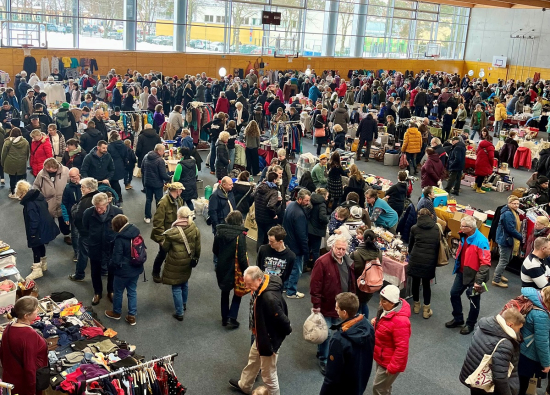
[33,165,70,218]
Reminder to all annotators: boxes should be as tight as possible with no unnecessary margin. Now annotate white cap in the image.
[380,285,400,304]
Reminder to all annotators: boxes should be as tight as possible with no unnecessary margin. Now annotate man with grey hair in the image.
[62,168,82,261]
[282,188,311,299]
[148,87,159,112]
[142,143,170,223]
[69,177,99,282]
[445,215,491,335]
[229,266,291,395]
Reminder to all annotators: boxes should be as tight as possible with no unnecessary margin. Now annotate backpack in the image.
[57,110,70,129]
[356,258,384,293]
[130,235,147,266]
[500,295,537,317]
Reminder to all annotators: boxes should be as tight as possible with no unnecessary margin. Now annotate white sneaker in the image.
[8,193,17,199]
[286,292,304,299]
[144,218,151,224]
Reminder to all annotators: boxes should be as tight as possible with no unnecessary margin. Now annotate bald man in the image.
[207,176,236,234]
[62,167,83,260]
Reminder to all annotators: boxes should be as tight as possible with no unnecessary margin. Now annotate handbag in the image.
[314,127,325,138]
[436,223,451,267]
[399,153,409,169]
[234,237,250,297]
[465,338,513,392]
[176,226,198,268]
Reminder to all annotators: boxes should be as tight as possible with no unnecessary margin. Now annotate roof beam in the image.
[470,0,513,7]
[480,0,550,8]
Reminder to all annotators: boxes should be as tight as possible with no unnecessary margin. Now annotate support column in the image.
[350,0,367,58]
[123,0,137,51]
[174,0,187,52]
[72,0,78,48]
[321,0,338,57]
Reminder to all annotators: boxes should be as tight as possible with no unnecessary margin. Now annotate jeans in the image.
[113,275,139,316]
[494,245,513,283]
[70,223,79,257]
[221,289,242,321]
[446,171,462,192]
[284,255,303,296]
[358,302,369,318]
[90,257,114,296]
[152,246,167,276]
[309,235,323,264]
[470,127,480,140]
[209,141,217,169]
[318,316,342,363]
[75,236,89,279]
[172,282,189,317]
[406,152,417,174]
[228,148,235,172]
[144,187,164,219]
[124,169,133,186]
[494,120,504,136]
[450,272,480,327]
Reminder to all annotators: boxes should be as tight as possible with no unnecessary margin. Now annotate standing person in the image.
[320,292,375,395]
[172,147,198,214]
[420,147,445,188]
[16,180,60,280]
[0,296,48,395]
[62,139,86,170]
[208,176,236,234]
[493,195,523,288]
[257,225,296,286]
[282,188,311,299]
[153,104,165,133]
[308,188,329,265]
[233,171,255,219]
[226,120,237,173]
[1,128,29,199]
[213,211,248,328]
[384,171,408,218]
[441,107,454,142]
[107,131,128,203]
[78,121,103,154]
[229,266,292,395]
[470,104,487,140]
[408,208,440,319]
[365,189,399,234]
[277,149,292,202]
[33,158,70,243]
[104,215,143,326]
[350,229,382,318]
[311,154,328,188]
[142,144,171,223]
[310,237,356,375]
[455,103,467,130]
[446,215,491,335]
[135,124,161,170]
[371,285,411,395]
[204,113,227,173]
[151,182,184,283]
[47,124,65,161]
[314,108,330,156]
[254,172,282,251]
[244,120,261,177]
[326,152,348,211]
[355,113,378,162]
[474,130,494,194]
[460,308,524,395]
[401,122,422,175]
[82,192,123,306]
[445,137,466,195]
[123,139,136,190]
[61,168,82,261]
[494,101,508,137]
[29,130,53,177]
[215,131,230,181]
[80,140,115,186]
[161,206,201,321]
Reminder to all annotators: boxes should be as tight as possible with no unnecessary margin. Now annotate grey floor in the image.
[0,134,541,394]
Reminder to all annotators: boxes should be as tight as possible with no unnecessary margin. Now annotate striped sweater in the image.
[521,253,550,289]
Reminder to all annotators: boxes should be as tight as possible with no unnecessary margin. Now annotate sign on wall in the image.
[492,56,507,68]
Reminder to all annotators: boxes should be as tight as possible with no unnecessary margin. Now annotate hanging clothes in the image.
[52,56,60,73]
[40,57,50,80]
[23,56,37,75]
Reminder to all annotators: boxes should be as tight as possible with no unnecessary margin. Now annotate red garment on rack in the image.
[513,147,532,170]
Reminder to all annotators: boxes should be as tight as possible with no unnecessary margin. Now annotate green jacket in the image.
[161,223,201,285]
[1,136,30,175]
[150,193,184,243]
[311,163,327,188]
[0,127,5,162]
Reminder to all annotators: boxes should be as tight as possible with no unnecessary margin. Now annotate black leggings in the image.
[475,176,485,188]
[9,174,26,194]
[110,179,123,202]
[411,276,431,305]
[31,245,46,263]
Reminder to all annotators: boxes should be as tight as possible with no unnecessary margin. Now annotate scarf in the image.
[69,146,82,157]
[172,218,189,227]
[511,208,521,256]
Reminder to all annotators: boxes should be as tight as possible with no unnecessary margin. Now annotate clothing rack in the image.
[85,353,178,384]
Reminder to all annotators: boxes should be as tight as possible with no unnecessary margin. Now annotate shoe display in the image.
[125,315,136,325]
[445,319,464,328]
[286,292,305,299]
[105,310,121,320]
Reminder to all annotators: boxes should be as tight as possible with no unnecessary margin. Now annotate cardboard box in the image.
[384,153,400,166]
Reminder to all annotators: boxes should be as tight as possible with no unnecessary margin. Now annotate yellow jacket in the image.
[401,128,422,154]
[494,103,508,121]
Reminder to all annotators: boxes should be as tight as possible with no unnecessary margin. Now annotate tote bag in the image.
[465,338,513,392]
[234,237,250,297]
[436,223,451,267]
[314,127,325,138]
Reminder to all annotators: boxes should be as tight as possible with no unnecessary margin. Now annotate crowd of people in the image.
[2,64,550,395]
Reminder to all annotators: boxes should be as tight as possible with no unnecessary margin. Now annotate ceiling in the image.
[434,0,550,8]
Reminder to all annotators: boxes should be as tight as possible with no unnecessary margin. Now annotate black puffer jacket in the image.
[136,128,161,167]
[82,204,123,253]
[233,181,254,216]
[107,140,128,181]
[176,158,198,201]
[460,315,520,395]
[385,182,407,215]
[213,224,248,292]
[215,142,229,180]
[142,150,170,189]
[407,214,440,279]
[254,182,281,226]
[308,192,329,237]
[71,190,100,236]
[537,148,550,178]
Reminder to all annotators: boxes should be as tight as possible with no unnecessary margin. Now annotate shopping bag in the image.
[234,238,250,298]
[465,339,513,392]
[133,165,142,178]
[436,223,451,267]
[526,375,538,395]
[303,309,328,344]
[399,153,409,169]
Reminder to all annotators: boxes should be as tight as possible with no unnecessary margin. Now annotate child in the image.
[328,207,349,236]
[124,139,137,190]
[349,224,368,253]
[332,124,345,151]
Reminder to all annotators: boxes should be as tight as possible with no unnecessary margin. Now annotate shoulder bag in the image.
[234,237,250,297]
[236,185,253,210]
[465,338,513,392]
[176,226,198,268]
[436,223,451,267]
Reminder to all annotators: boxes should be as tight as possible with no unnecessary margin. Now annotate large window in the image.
[3,0,469,60]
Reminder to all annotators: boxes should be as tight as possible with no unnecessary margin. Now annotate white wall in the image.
[465,7,550,68]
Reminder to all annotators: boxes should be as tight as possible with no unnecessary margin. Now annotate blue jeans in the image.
[358,302,369,318]
[228,148,235,172]
[221,289,242,321]
[145,187,164,219]
[186,199,194,211]
[75,236,89,279]
[113,275,139,316]
[70,222,79,257]
[124,169,133,185]
[209,141,217,169]
[494,120,504,137]
[494,245,513,283]
[318,316,342,363]
[450,272,480,327]
[284,255,303,296]
[309,235,323,264]
[406,152,417,173]
[172,282,189,317]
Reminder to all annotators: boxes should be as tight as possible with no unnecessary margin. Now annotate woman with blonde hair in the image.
[215,131,230,181]
[347,164,365,191]
[244,120,261,176]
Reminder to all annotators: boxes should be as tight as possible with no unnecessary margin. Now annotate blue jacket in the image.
[520,287,550,367]
[282,201,309,256]
[368,197,398,229]
[81,147,115,182]
[309,85,321,102]
[447,141,466,172]
[110,223,145,278]
[61,182,82,222]
[21,189,60,248]
[141,150,171,189]
[496,206,522,247]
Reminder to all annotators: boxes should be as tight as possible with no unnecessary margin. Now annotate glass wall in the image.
[4,0,469,60]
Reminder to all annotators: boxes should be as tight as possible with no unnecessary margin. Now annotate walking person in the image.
[308,188,329,266]
[142,144,171,223]
[107,131,128,204]
[29,130,53,177]
[455,103,467,130]
[470,104,487,140]
[2,128,29,198]
[161,206,201,321]
[326,152,348,212]
[441,107,453,142]
[244,120,261,177]
[208,176,236,234]
[401,122,422,175]
[254,172,282,251]
[233,171,255,219]
[474,129,494,194]
[355,113,378,162]
[213,211,248,328]
[172,147,198,214]
[445,137,466,195]
[314,108,331,156]
[216,131,230,181]
[408,208,440,319]
[104,215,143,326]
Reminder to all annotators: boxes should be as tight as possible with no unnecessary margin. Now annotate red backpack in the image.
[501,295,536,317]
[356,258,384,293]
[130,235,147,267]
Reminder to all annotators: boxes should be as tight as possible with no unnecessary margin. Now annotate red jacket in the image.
[337,83,347,98]
[106,77,118,91]
[30,136,53,176]
[513,146,532,170]
[310,251,356,318]
[421,153,445,188]
[475,139,495,177]
[409,89,418,107]
[263,101,271,116]
[215,97,230,114]
[373,299,411,374]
